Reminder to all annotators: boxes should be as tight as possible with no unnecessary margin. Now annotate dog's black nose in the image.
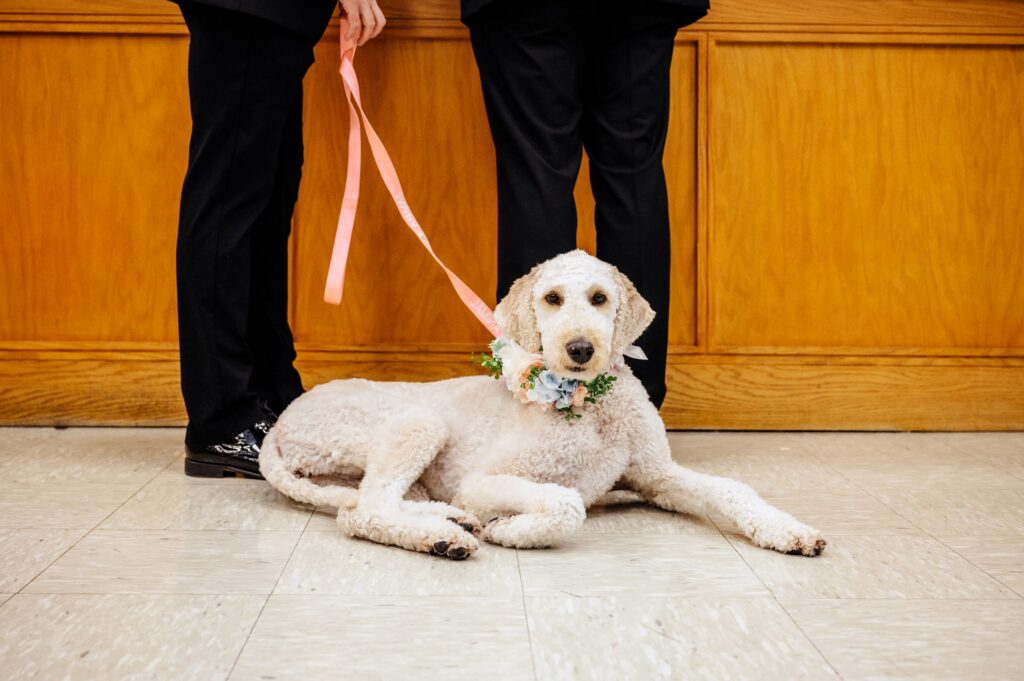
[566,339,594,364]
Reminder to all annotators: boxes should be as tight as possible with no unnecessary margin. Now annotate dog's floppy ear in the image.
[495,267,541,352]
[612,270,655,356]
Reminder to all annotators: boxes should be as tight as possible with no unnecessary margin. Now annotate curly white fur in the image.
[261,251,827,559]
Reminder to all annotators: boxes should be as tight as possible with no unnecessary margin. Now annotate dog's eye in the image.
[544,292,563,306]
[591,292,607,306]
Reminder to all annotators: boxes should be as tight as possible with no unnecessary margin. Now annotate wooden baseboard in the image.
[1,346,1020,430]
[662,362,1023,430]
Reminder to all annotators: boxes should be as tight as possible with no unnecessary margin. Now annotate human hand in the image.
[339,0,386,47]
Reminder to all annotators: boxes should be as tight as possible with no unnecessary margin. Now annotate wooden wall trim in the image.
[4,342,1023,364]
[4,0,1024,35]
[709,347,1024,359]
[710,32,1024,45]
[8,346,1024,366]
[663,362,1024,431]
[3,353,1020,430]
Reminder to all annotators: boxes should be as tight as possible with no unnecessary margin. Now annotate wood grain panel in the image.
[292,35,497,345]
[703,0,1024,29]
[3,2,1024,430]
[0,32,187,341]
[3,348,1020,430]
[662,360,1024,430]
[0,355,185,426]
[709,41,1024,351]
[6,0,1024,33]
[294,34,699,348]
[0,0,177,15]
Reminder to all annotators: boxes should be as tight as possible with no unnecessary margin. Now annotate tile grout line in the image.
[707,513,846,681]
[514,549,541,681]
[224,501,313,680]
[12,590,1017,600]
[930,434,1024,484]
[866,504,1024,598]
[806,440,1023,599]
[925,540,1024,599]
[679,432,859,677]
[4,438,184,602]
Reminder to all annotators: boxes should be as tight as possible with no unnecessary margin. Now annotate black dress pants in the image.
[176,2,322,446]
[469,0,704,408]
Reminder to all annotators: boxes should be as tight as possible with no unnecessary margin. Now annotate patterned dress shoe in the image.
[184,417,275,480]
[258,400,279,425]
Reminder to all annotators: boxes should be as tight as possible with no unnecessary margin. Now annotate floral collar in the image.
[477,337,617,420]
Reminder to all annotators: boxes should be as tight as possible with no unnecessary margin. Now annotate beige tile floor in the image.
[0,427,1022,680]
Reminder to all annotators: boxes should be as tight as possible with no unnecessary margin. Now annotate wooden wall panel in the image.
[293,36,497,347]
[701,0,1024,31]
[3,350,1021,431]
[709,40,1024,353]
[662,359,1024,431]
[1,1,1023,430]
[294,35,699,349]
[7,0,1024,31]
[0,32,187,342]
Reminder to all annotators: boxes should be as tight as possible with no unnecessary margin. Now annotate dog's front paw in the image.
[429,533,479,560]
[750,515,827,557]
[421,517,480,560]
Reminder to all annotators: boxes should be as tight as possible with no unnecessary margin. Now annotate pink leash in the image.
[323,17,502,339]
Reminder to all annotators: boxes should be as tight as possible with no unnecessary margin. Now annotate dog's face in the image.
[494,250,655,381]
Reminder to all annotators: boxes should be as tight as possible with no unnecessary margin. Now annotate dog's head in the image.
[494,250,655,380]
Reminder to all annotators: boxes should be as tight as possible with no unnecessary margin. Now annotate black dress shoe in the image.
[184,417,274,480]
[258,400,279,425]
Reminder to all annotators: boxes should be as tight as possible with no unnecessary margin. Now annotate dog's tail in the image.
[259,428,358,510]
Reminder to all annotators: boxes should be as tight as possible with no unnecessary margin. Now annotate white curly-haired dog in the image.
[261,250,826,560]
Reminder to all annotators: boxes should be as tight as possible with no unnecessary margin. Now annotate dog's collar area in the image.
[477,337,619,421]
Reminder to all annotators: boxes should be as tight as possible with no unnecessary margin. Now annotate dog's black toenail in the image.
[459,522,476,533]
[448,546,467,560]
[433,541,449,555]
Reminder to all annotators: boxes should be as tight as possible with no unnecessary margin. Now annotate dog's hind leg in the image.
[626,460,827,557]
[338,413,479,559]
[456,475,586,549]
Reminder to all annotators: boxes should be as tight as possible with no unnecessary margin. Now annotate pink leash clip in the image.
[323,16,502,339]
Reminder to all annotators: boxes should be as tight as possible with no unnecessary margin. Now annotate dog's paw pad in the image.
[447,516,481,537]
[431,539,474,560]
